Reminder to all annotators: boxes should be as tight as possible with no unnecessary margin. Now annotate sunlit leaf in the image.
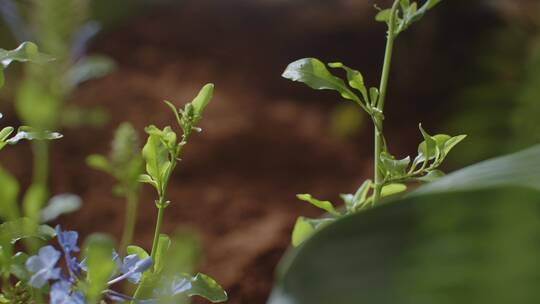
[282,58,360,102]
[380,183,407,197]
[296,194,340,216]
[328,62,368,101]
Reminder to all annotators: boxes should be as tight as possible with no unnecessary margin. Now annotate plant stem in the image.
[373,0,399,203]
[150,199,166,260]
[119,191,138,255]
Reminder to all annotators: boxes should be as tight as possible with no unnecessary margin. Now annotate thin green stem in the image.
[150,200,166,260]
[119,190,139,255]
[373,0,399,203]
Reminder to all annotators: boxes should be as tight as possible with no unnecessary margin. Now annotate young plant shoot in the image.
[132,83,227,303]
[282,0,466,246]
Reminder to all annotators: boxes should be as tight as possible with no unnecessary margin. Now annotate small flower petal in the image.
[25,245,62,288]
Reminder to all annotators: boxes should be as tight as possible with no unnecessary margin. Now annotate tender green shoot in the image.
[283,0,464,246]
[133,83,226,303]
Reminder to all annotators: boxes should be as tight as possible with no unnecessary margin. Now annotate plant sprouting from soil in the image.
[282,0,467,246]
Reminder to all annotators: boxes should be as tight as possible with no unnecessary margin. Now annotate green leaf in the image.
[292,217,315,247]
[400,0,410,9]
[296,194,340,216]
[380,152,410,178]
[375,9,392,22]
[127,245,150,260]
[442,134,467,157]
[0,166,20,220]
[328,62,368,101]
[39,194,82,223]
[0,127,14,142]
[413,144,540,196]
[164,100,183,129]
[142,126,172,190]
[282,58,360,102]
[138,174,158,188]
[269,144,540,304]
[369,87,380,106]
[292,217,334,247]
[342,180,373,212]
[0,42,53,68]
[86,154,111,173]
[182,273,228,303]
[192,83,214,117]
[417,124,437,162]
[5,127,63,145]
[83,234,116,304]
[380,183,407,197]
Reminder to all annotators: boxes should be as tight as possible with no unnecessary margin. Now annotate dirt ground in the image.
[0,1,492,303]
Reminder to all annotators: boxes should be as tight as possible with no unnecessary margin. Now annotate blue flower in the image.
[120,255,152,284]
[108,255,153,285]
[55,225,84,277]
[56,225,79,253]
[50,280,85,304]
[25,245,62,288]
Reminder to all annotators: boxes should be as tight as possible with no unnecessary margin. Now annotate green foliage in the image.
[284,0,457,246]
[268,145,540,304]
[133,84,226,302]
[140,84,214,199]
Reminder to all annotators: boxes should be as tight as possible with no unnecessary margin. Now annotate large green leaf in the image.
[268,144,540,304]
[282,58,360,102]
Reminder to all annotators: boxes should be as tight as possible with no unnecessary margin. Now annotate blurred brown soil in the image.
[0,0,482,303]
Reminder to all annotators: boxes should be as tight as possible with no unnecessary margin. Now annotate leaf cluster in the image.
[375,0,442,35]
[139,84,214,200]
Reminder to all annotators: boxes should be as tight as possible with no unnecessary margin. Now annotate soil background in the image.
[0,1,502,303]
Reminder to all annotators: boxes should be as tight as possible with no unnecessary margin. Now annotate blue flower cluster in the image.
[25,226,153,303]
